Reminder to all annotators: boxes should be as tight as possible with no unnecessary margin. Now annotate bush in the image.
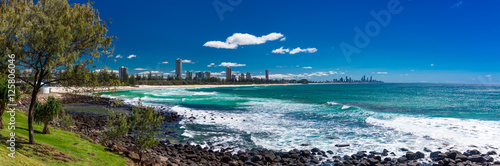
[59,110,75,130]
[34,96,62,134]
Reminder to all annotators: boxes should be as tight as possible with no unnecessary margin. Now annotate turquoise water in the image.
[101,83,500,157]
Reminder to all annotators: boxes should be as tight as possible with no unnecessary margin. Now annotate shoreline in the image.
[57,92,500,165]
[49,83,294,94]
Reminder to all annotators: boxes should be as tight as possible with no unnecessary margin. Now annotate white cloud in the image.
[280,37,286,41]
[137,71,161,75]
[253,72,329,79]
[127,54,137,59]
[272,47,290,54]
[207,63,215,67]
[485,75,491,77]
[203,32,284,49]
[161,61,168,64]
[410,70,415,72]
[272,47,317,54]
[377,72,388,74]
[115,54,123,58]
[430,64,434,67]
[134,68,147,71]
[290,47,317,54]
[219,62,246,67]
[182,59,194,64]
[329,71,338,74]
[302,66,312,69]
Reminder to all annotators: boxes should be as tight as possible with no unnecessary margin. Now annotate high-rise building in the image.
[265,69,269,80]
[119,66,128,81]
[246,72,251,79]
[196,72,204,80]
[231,74,236,80]
[175,58,182,79]
[226,67,232,81]
[240,73,245,81]
[186,71,193,80]
[205,71,211,79]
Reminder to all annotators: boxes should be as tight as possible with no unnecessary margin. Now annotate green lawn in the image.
[0,109,131,166]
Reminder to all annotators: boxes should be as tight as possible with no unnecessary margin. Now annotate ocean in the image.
[101,83,500,158]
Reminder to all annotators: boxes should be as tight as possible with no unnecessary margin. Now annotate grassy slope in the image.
[0,109,130,166]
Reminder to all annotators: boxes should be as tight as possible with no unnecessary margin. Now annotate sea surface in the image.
[101,83,500,157]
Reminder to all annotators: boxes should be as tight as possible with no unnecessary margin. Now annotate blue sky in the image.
[70,0,500,83]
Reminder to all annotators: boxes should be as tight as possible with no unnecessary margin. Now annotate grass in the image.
[0,109,131,166]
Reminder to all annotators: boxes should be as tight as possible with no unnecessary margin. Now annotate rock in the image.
[465,149,481,156]
[468,155,484,162]
[406,151,416,160]
[430,151,442,158]
[311,148,320,153]
[128,152,140,161]
[88,152,95,156]
[424,147,432,152]
[251,155,262,162]
[487,151,497,155]
[416,151,425,159]
[483,155,494,162]
[368,158,379,166]
[264,152,276,162]
[73,143,78,145]
[400,148,409,151]
[221,156,232,163]
[397,157,407,163]
[300,143,310,146]
[447,151,459,159]
[327,150,334,154]
[335,144,350,147]
[408,162,418,166]
[384,157,392,162]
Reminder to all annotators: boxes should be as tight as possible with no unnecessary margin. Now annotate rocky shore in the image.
[60,94,500,166]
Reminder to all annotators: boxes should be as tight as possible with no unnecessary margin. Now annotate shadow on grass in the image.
[0,130,75,162]
[16,126,43,134]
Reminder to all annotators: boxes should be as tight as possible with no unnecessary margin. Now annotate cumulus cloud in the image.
[290,47,317,54]
[94,69,119,74]
[219,62,246,67]
[377,72,388,74]
[127,55,137,59]
[207,63,215,67]
[253,72,329,79]
[302,66,312,69]
[329,71,338,74]
[203,32,284,49]
[134,68,147,71]
[115,54,123,58]
[271,47,317,54]
[280,37,286,41]
[161,61,168,64]
[182,59,194,64]
[272,47,290,54]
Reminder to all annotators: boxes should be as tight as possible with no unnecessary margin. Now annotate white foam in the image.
[341,105,351,109]
[327,101,340,105]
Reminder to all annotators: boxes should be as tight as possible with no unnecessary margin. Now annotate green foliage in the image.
[0,0,114,143]
[0,76,20,129]
[34,96,62,134]
[58,110,74,130]
[103,100,164,162]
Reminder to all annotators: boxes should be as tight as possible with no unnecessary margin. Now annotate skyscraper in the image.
[226,67,232,81]
[265,69,269,80]
[175,58,182,79]
[196,72,204,80]
[246,72,251,79]
[205,71,211,79]
[119,66,128,81]
[186,71,193,80]
[240,73,245,80]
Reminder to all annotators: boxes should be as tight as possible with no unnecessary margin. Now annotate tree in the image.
[103,101,164,164]
[129,105,164,163]
[0,0,114,144]
[34,96,61,134]
[0,77,20,129]
[128,75,136,86]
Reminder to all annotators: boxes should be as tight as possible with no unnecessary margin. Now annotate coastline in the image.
[49,83,293,94]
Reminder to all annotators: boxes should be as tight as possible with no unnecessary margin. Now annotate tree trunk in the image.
[0,109,4,129]
[42,122,50,134]
[28,87,39,144]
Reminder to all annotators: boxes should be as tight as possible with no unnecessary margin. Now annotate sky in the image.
[68,0,500,83]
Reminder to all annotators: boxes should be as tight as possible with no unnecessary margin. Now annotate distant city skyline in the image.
[77,0,500,83]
